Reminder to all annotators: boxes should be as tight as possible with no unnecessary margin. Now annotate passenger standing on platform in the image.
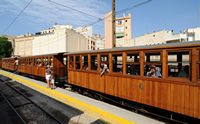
[14,57,19,73]
[50,66,55,89]
[45,65,52,88]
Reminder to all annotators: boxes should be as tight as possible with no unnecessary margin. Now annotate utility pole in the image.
[112,0,116,48]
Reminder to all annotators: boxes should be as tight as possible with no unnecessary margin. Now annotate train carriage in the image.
[65,41,200,119]
[0,58,2,68]
[1,53,67,81]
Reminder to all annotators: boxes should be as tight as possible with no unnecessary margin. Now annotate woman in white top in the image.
[50,66,55,89]
[45,65,52,88]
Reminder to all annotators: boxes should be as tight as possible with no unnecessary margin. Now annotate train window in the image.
[33,58,35,65]
[63,57,67,66]
[50,57,53,67]
[145,53,161,62]
[31,58,33,65]
[126,53,140,75]
[43,58,46,66]
[91,55,97,70]
[69,56,74,68]
[112,54,122,73]
[168,51,190,78]
[75,56,80,69]
[37,58,42,66]
[82,55,88,70]
[100,54,109,73]
[42,58,45,66]
[145,52,162,78]
[46,58,49,66]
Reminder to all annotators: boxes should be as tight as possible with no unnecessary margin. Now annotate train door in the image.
[53,54,67,82]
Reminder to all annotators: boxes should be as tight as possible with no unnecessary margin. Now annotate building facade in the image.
[13,24,89,56]
[115,13,132,47]
[75,26,103,50]
[166,27,200,43]
[104,11,113,49]
[14,34,33,56]
[134,30,173,46]
[133,27,200,46]
[75,26,92,37]
[93,34,105,50]
[104,12,132,48]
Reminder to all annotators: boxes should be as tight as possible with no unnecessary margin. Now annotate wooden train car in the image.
[65,41,200,119]
[2,53,67,80]
[0,58,2,68]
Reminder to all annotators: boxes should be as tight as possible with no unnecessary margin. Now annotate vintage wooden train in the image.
[1,53,67,81]
[1,41,200,121]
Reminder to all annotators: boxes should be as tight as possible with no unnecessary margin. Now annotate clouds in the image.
[0,0,109,34]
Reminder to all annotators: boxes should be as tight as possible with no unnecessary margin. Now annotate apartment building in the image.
[104,12,132,48]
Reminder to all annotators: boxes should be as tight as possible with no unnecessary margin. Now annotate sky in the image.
[0,0,199,37]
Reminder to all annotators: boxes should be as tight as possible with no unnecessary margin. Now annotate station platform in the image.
[0,69,164,124]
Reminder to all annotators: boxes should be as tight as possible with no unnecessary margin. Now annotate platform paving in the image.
[0,69,165,124]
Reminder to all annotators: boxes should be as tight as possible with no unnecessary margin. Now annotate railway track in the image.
[0,80,62,124]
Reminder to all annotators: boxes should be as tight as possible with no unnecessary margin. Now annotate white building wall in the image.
[66,29,88,52]
[96,40,105,49]
[32,25,88,55]
[134,30,173,46]
[32,28,66,55]
[187,27,200,41]
[14,37,33,56]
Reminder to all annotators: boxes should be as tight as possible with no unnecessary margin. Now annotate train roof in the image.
[2,52,65,59]
[64,41,200,55]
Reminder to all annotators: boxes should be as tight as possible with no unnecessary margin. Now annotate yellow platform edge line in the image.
[0,70,135,124]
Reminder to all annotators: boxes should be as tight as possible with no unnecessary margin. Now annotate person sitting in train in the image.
[100,63,109,76]
[146,65,161,78]
[178,65,189,77]
[83,65,88,70]
[156,67,162,78]
[37,62,42,68]
[127,64,137,75]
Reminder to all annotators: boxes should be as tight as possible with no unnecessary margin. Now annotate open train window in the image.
[126,53,140,76]
[112,53,122,73]
[50,57,53,67]
[168,51,190,79]
[82,55,88,70]
[91,55,97,70]
[144,52,162,78]
[63,57,67,66]
[75,56,80,69]
[100,54,109,73]
[69,56,74,68]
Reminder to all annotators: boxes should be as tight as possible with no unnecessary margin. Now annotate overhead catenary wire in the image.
[2,0,33,34]
[48,0,102,20]
[10,0,152,48]
[116,0,152,14]
[18,0,152,54]
[44,0,152,43]
[49,0,152,29]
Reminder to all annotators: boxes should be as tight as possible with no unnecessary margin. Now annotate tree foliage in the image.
[0,37,13,58]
